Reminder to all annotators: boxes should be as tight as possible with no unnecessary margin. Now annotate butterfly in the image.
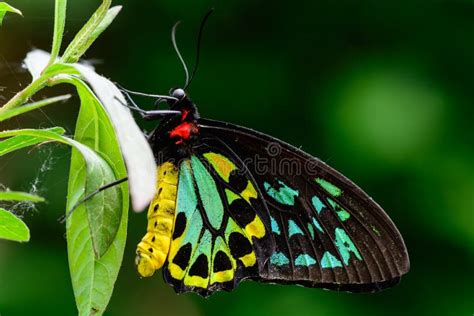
[131,86,410,297]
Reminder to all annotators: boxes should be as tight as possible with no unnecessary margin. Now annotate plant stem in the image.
[47,0,68,68]
[0,74,50,114]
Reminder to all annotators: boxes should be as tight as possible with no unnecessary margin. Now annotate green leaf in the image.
[65,75,128,316]
[0,135,40,156]
[69,136,121,259]
[0,208,30,242]
[48,0,68,66]
[0,126,122,258]
[0,126,66,139]
[61,0,112,63]
[0,191,44,202]
[0,127,66,156]
[0,2,22,26]
[0,95,71,122]
[90,6,121,41]
[64,78,124,259]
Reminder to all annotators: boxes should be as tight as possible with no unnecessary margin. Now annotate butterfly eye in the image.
[171,88,186,100]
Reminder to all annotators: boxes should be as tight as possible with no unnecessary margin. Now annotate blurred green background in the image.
[1,0,473,315]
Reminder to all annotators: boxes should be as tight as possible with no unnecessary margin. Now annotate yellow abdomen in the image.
[135,162,179,277]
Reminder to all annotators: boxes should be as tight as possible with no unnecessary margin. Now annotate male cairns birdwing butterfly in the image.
[119,11,410,297]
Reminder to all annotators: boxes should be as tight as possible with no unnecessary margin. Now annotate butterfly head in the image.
[163,88,200,145]
[170,88,186,100]
[166,88,199,118]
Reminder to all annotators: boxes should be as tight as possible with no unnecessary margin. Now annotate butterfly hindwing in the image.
[197,118,410,292]
[163,153,273,296]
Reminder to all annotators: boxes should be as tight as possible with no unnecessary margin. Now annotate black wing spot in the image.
[173,243,192,271]
[189,254,209,279]
[153,204,159,212]
[229,199,256,227]
[151,236,156,242]
[173,212,186,239]
[228,232,253,259]
[148,248,154,253]
[213,251,233,272]
[229,170,248,192]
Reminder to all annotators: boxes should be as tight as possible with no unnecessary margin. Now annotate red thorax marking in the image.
[169,109,198,144]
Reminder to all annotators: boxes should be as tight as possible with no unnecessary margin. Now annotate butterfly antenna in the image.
[115,83,178,101]
[184,8,214,91]
[172,21,190,88]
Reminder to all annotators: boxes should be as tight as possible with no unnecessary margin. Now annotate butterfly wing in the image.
[162,154,274,296]
[196,118,410,292]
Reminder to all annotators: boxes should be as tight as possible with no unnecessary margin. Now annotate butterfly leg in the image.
[113,95,181,120]
[59,177,128,223]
